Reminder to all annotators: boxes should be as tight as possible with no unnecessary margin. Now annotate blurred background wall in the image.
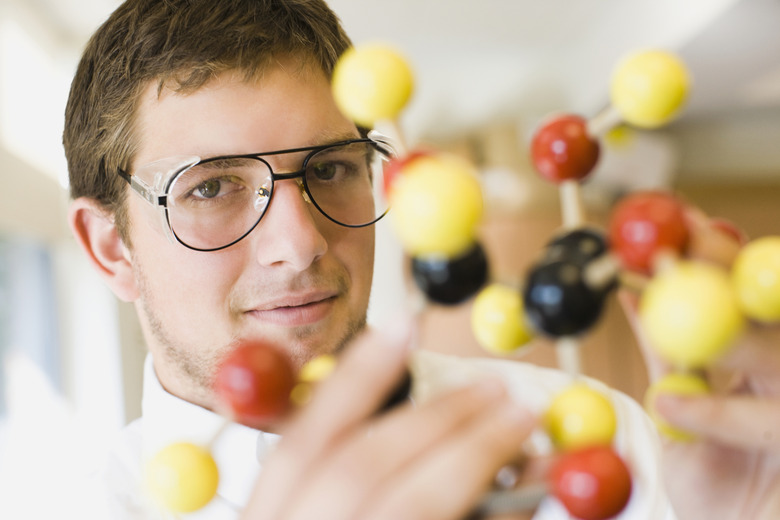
[0,0,778,514]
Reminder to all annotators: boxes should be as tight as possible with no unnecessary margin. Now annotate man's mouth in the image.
[246,292,338,327]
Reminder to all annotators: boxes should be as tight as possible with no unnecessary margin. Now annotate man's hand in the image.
[622,209,780,520]
[242,315,538,520]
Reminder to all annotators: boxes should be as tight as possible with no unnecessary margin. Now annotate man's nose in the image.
[250,178,327,270]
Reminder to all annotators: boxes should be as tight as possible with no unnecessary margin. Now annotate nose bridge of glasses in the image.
[262,145,310,174]
[253,171,312,214]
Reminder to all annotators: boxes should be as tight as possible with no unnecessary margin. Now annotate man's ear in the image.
[68,197,139,302]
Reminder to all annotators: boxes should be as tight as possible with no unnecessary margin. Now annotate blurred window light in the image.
[0,237,124,518]
[0,352,108,519]
[0,237,61,416]
[0,16,71,188]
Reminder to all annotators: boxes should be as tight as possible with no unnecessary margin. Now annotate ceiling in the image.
[329,0,776,128]
[25,0,780,179]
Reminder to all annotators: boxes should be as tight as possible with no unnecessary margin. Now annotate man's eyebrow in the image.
[309,129,363,146]
[192,157,253,170]
[190,130,365,164]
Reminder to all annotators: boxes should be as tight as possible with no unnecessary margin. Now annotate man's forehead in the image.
[132,62,357,165]
[146,55,324,100]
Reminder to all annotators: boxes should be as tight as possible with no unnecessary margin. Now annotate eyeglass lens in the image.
[165,141,389,251]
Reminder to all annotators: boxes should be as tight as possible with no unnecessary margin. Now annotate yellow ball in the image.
[645,372,709,441]
[732,236,780,322]
[639,261,745,368]
[290,382,314,407]
[145,442,219,513]
[610,50,690,128]
[640,261,744,368]
[389,153,483,257]
[299,354,338,383]
[290,354,338,407]
[471,284,533,355]
[332,43,414,126]
[545,383,617,451]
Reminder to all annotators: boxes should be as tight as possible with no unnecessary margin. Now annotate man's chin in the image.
[235,316,366,370]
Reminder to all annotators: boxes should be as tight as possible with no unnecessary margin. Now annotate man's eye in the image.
[311,162,341,181]
[182,176,245,203]
[196,179,222,198]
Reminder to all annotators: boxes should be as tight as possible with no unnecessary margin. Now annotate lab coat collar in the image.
[141,354,280,511]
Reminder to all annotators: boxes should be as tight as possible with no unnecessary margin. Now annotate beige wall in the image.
[0,148,70,243]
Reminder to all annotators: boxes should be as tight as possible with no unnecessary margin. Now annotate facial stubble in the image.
[133,259,367,408]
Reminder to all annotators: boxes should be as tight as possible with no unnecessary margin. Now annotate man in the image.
[65,1,543,517]
[64,0,779,519]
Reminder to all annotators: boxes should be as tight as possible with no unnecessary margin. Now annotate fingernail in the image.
[377,311,415,350]
[710,218,749,245]
[471,377,507,400]
[655,393,695,413]
[498,399,536,429]
[682,206,709,227]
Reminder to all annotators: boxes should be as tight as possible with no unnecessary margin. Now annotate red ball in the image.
[609,191,689,274]
[549,446,633,520]
[531,114,600,184]
[214,340,296,428]
[383,149,432,197]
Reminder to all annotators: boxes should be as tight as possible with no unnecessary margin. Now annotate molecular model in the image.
[142,43,780,520]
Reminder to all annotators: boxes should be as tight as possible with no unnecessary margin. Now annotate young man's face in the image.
[126,61,375,407]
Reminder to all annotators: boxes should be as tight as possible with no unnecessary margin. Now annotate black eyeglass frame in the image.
[117,130,396,252]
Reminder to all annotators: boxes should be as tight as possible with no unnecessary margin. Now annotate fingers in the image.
[617,288,669,382]
[655,393,780,453]
[244,314,539,520]
[364,400,537,520]
[627,281,780,453]
[719,326,780,380]
[621,202,780,464]
[285,315,414,444]
[622,258,780,385]
[285,378,518,520]
[244,314,414,520]
[683,207,742,268]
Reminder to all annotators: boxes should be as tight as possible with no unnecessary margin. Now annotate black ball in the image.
[411,242,489,305]
[522,258,608,337]
[544,227,609,265]
[544,227,619,295]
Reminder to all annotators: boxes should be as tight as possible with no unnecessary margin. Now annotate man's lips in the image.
[245,292,338,326]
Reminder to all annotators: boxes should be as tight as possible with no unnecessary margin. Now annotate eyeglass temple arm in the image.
[118,155,201,207]
[367,130,398,158]
[119,168,167,206]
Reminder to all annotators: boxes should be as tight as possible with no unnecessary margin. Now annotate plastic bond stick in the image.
[559,180,586,230]
[586,105,623,138]
[556,336,582,378]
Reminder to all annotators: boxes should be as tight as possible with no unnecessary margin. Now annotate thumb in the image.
[656,393,780,453]
[617,288,669,382]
